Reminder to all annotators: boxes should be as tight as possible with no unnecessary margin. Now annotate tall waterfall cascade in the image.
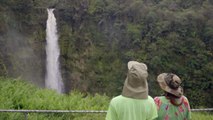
[45,8,64,93]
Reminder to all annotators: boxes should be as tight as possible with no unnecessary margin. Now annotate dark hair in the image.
[164,91,183,106]
[164,91,180,99]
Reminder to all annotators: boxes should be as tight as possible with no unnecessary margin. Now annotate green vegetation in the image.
[192,112,213,120]
[0,0,212,109]
[0,77,213,119]
[0,77,109,119]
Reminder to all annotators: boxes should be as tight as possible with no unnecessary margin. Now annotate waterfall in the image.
[45,8,64,93]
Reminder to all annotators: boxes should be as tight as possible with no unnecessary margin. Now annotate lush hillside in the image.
[0,0,212,108]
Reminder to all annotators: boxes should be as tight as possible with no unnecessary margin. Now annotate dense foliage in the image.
[0,77,109,119]
[0,0,212,108]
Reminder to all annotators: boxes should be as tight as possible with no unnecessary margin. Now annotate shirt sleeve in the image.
[184,97,191,120]
[147,97,158,120]
[154,97,161,110]
[105,101,118,120]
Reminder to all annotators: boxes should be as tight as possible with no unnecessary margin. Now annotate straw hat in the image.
[122,61,148,99]
[157,73,183,97]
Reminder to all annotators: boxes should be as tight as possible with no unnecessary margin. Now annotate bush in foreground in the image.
[0,77,109,119]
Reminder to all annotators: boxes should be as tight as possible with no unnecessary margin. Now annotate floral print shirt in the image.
[154,96,191,120]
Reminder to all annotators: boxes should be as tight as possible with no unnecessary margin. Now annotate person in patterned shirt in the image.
[154,73,191,120]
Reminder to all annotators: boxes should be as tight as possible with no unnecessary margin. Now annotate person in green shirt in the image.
[106,61,158,120]
[154,73,191,120]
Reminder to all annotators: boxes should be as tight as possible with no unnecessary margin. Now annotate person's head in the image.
[157,73,183,98]
[122,61,148,99]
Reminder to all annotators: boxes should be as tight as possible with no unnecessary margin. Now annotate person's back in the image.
[154,73,191,120]
[105,61,158,120]
[106,95,157,120]
[154,95,191,120]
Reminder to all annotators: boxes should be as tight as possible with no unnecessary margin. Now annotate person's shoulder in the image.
[110,95,123,102]
[153,96,167,104]
[110,95,128,106]
[153,96,164,100]
[147,95,159,103]
[182,95,188,99]
[182,95,190,103]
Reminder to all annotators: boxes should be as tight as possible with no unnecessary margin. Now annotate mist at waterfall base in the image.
[1,30,44,86]
[45,8,64,93]
[0,9,44,87]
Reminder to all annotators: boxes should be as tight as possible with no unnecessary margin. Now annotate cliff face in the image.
[0,0,212,107]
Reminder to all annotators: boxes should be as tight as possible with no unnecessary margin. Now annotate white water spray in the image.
[45,8,64,93]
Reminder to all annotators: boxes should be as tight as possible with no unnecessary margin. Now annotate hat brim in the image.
[157,73,183,97]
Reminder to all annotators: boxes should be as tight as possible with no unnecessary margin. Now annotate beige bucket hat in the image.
[157,73,183,97]
[122,61,148,99]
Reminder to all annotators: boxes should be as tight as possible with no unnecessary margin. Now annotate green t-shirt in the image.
[106,95,158,120]
[154,96,191,120]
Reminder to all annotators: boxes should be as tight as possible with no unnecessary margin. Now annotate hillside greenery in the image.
[0,0,212,108]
